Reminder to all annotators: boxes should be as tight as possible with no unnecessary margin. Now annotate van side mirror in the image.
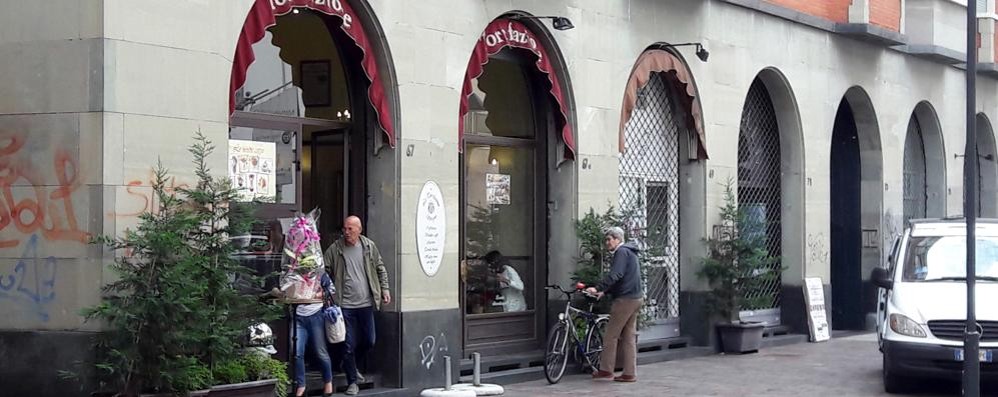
[871,267,893,290]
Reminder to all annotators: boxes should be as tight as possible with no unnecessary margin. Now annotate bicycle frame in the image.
[549,285,607,368]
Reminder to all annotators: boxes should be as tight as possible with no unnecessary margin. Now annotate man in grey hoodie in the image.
[586,226,642,383]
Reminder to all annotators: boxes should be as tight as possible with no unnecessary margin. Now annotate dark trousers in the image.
[341,306,376,384]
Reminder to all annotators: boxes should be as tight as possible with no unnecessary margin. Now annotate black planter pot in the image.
[208,379,278,397]
[716,322,765,354]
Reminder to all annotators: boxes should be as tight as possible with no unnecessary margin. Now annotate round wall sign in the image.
[416,181,446,277]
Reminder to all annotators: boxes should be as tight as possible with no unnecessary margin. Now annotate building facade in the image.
[2,0,996,395]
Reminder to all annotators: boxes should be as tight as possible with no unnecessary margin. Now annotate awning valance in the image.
[619,49,707,159]
[230,0,395,147]
[459,18,575,159]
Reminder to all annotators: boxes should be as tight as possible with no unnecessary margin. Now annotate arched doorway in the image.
[902,102,946,223]
[227,0,401,386]
[829,87,883,331]
[617,46,707,340]
[735,69,805,328]
[977,114,998,217]
[458,16,576,355]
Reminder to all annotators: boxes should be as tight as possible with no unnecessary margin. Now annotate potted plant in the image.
[67,132,287,396]
[697,179,782,354]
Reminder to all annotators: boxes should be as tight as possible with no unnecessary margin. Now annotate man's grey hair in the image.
[604,226,625,241]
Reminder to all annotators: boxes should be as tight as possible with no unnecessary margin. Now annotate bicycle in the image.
[543,282,609,384]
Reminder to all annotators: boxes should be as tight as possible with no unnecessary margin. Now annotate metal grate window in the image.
[619,72,681,321]
[736,79,782,312]
[903,114,927,222]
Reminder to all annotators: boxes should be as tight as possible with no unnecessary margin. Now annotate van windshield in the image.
[903,236,998,281]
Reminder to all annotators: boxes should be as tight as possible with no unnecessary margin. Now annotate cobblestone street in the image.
[501,333,986,397]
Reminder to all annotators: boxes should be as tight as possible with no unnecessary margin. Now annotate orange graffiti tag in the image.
[111,174,189,218]
[0,132,88,248]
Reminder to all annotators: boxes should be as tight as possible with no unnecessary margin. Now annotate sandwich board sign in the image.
[804,277,830,342]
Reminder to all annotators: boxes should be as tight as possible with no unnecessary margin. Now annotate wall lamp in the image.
[511,15,575,31]
[668,42,710,62]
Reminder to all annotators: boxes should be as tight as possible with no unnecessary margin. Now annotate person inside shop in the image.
[323,216,391,396]
[294,272,336,397]
[484,250,526,312]
[585,226,643,383]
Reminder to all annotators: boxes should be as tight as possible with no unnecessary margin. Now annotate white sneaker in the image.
[356,372,366,383]
[345,383,359,396]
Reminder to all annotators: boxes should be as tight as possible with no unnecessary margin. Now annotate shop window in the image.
[464,144,535,314]
[228,126,298,205]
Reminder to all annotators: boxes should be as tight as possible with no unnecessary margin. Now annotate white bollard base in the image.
[450,383,505,396]
[420,388,476,397]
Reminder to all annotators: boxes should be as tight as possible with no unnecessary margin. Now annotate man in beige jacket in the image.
[324,216,391,395]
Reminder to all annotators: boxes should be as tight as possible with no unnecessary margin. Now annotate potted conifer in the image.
[697,179,782,354]
[71,132,287,397]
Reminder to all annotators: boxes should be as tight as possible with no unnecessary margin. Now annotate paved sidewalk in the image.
[501,333,969,396]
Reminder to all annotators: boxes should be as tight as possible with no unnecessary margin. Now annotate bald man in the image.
[324,215,390,395]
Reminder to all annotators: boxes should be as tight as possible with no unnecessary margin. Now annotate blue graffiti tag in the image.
[0,234,58,322]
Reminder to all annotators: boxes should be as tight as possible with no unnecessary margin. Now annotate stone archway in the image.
[737,68,805,329]
[829,87,883,331]
[618,45,708,341]
[903,102,946,222]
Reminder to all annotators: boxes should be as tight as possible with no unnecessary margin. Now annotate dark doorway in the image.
[830,99,864,330]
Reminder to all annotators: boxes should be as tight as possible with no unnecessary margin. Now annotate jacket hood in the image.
[618,242,642,253]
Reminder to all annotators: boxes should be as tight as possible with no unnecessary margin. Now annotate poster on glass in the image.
[229,139,277,202]
[486,173,510,205]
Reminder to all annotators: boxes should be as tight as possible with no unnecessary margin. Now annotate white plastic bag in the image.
[323,305,346,344]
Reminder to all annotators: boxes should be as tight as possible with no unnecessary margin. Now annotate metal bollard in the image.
[444,356,452,391]
[472,352,482,386]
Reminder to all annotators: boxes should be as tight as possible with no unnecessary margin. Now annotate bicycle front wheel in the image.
[544,321,571,384]
[583,317,609,372]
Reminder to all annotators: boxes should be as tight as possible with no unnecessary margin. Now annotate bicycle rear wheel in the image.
[583,317,609,372]
[544,321,571,384]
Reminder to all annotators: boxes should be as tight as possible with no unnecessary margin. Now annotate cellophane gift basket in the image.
[279,211,325,300]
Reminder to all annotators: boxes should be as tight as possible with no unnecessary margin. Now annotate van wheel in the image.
[883,352,906,394]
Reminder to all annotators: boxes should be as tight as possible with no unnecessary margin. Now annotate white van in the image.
[872,218,998,393]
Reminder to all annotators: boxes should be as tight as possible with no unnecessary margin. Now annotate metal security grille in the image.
[903,115,927,223]
[736,79,782,312]
[619,72,681,322]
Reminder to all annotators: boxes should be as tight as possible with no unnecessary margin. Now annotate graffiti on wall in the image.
[807,233,828,270]
[418,332,449,370]
[0,132,87,249]
[110,173,190,219]
[0,234,58,321]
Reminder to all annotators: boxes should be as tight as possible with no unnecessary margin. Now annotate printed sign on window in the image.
[229,139,277,202]
[486,173,510,205]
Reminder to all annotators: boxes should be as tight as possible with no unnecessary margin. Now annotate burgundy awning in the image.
[230,0,395,147]
[619,49,707,160]
[459,18,576,159]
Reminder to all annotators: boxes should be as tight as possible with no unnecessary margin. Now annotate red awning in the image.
[230,0,395,147]
[459,18,575,159]
[619,49,707,160]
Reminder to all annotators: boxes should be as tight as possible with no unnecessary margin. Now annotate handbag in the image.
[322,292,346,344]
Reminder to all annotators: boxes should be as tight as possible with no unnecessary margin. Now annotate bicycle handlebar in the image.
[545,283,601,299]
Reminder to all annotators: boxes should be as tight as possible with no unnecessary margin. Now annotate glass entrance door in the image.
[304,129,349,248]
[461,142,543,354]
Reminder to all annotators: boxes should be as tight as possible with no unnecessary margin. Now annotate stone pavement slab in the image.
[500,333,980,396]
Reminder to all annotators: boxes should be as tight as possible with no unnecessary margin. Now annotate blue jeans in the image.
[295,312,333,387]
[342,306,376,385]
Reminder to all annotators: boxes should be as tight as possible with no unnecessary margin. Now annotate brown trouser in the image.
[599,298,642,376]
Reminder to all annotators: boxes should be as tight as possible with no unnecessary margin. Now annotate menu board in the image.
[804,277,830,342]
[229,139,277,202]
